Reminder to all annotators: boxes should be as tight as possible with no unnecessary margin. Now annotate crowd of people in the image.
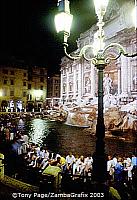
[25,146,137,182]
[3,131,137,184]
[25,146,93,177]
[23,143,137,183]
[0,112,137,198]
[0,113,137,177]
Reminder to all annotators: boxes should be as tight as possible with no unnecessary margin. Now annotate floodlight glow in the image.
[55,12,73,34]
[33,90,43,98]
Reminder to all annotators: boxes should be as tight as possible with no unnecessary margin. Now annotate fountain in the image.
[63,95,137,134]
[64,105,97,127]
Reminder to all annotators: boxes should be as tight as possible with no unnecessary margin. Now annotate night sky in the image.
[0,0,127,74]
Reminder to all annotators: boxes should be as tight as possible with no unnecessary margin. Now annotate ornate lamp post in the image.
[55,0,137,183]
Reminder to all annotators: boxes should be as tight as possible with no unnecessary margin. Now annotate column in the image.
[130,60,133,91]
[127,45,132,94]
[73,64,76,100]
[127,57,131,94]
[60,69,63,101]
[131,58,137,92]
[90,62,96,97]
[81,60,84,97]
[116,60,121,95]
[120,55,128,95]
[66,67,69,101]
[78,63,82,104]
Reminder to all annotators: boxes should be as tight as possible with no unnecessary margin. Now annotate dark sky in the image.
[0,0,97,74]
[0,0,127,74]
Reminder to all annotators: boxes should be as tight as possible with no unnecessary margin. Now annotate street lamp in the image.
[55,0,137,183]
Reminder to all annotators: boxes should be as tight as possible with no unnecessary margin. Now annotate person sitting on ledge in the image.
[66,152,75,174]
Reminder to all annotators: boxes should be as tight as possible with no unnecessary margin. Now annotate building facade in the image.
[27,66,47,111]
[60,0,137,105]
[0,65,47,111]
[0,66,28,111]
[47,74,61,107]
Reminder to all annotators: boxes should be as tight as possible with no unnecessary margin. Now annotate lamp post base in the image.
[92,152,107,183]
[92,119,107,183]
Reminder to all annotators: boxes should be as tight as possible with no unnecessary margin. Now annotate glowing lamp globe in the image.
[55,12,73,35]
[93,0,109,17]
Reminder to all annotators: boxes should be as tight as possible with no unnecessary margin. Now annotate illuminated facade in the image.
[0,66,28,111]
[60,0,137,105]
[0,65,47,111]
[27,66,47,111]
[47,74,61,107]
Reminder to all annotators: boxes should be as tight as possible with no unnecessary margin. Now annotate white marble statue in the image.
[103,74,112,95]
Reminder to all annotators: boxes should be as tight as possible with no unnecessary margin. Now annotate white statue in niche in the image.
[85,78,91,93]
[103,74,112,95]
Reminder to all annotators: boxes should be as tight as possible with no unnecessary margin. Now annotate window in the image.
[76,80,78,92]
[10,91,14,96]
[10,70,14,75]
[28,84,31,89]
[63,84,66,93]
[24,73,27,77]
[69,66,72,73]
[4,80,7,84]
[69,82,73,91]
[56,86,58,90]
[23,82,26,86]
[23,92,26,97]
[10,80,14,85]
[70,85,72,91]
[55,80,58,83]
[63,69,66,74]
[40,86,43,90]
[3,69,8,74]
[40,77,44,82]
[3,89,7,96]
[56,93,58,97]
[40,69,44,74]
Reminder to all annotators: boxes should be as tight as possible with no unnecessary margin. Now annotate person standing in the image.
[114,157,124,182]
[124,161,133,182]
[131,154,137,170]
[107,155,115,180]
